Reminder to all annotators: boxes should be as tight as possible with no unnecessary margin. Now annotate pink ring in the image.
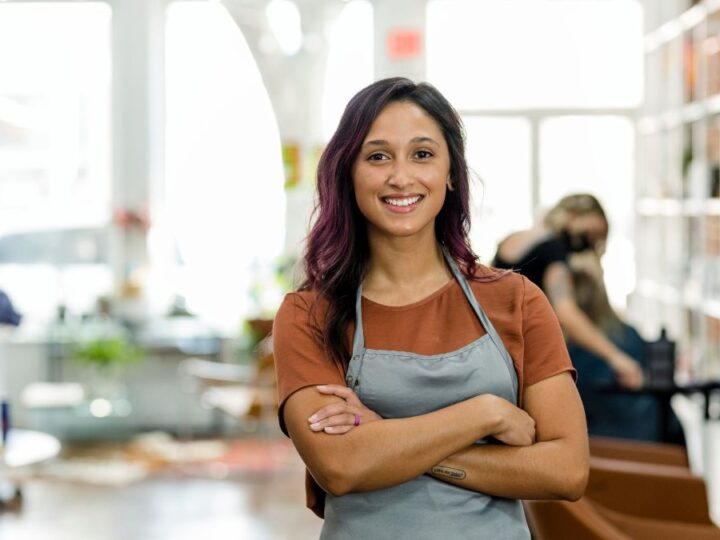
[353,414,361,427]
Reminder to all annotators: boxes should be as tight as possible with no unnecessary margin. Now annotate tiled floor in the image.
[0,451,323,540]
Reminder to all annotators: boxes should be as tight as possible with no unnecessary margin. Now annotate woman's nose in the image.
[387,161,414,189]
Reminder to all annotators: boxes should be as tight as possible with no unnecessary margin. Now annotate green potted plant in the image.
[71,335,144,404]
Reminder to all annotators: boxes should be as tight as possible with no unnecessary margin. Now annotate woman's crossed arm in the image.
[283,385,535,497]
[427,372,589,501]
[294,371,588,501]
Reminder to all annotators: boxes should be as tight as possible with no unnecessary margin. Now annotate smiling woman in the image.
[272,78,588,539]
[352,102,451,241]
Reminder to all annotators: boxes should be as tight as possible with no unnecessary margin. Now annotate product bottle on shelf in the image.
[645,327,677,386]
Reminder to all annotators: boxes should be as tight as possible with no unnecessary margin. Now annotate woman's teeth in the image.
[383,196,422,207]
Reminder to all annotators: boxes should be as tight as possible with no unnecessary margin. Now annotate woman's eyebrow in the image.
[362,136,439,147]
[410,136,439,146]
[363,139,388,147]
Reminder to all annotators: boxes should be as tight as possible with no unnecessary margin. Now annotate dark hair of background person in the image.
[300,77,496,367]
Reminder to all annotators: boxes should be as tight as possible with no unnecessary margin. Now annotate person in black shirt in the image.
[493,193,643,389]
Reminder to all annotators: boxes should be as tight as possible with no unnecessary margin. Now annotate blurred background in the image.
[0,0,719,538]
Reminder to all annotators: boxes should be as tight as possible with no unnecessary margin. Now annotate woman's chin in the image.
[368,220,437,240]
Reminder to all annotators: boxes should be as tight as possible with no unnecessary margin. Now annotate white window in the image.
[163,2,285,331]
[427,0,643,110]
[427,0,643,308]
[322,0,374,141]
[0,2,112,324]
[464,117,532,262]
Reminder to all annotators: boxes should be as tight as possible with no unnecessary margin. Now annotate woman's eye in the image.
[368,153,388,161]
[415,150,433,159]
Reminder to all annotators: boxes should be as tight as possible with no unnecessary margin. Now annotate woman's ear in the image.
[446,177,454,192]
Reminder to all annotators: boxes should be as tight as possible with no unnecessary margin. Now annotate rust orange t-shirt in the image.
[272,268,576,518]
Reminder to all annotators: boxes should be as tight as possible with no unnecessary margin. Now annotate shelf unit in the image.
[633,0,720,380]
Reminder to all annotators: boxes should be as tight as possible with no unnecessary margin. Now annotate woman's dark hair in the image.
[300,77,486,367]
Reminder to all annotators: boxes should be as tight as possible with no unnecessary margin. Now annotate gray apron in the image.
[320,249,531,540]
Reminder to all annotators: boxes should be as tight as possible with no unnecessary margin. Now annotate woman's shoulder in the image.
[276,290,328,327]
[470,264,523,286]
[281,289,317,307]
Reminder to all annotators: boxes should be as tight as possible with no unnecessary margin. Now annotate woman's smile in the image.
[380,194,425,213]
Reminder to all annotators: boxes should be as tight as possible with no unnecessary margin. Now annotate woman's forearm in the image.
[428,439,588,501]
[553,299,644,388]
[286,391,511,497]
[324,396,500,495]
[428,375,589,502]
[554,299,618,362]
[543,262,618,365]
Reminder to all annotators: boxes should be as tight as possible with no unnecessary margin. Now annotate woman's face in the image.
[567,212,608,253]
[351,100,451,240]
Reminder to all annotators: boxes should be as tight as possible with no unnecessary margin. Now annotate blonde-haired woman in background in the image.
[493,193,643,389]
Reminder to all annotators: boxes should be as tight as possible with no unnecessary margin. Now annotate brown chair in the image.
[525,438,719,538]
[597,506,720,540]
[524,498,632,540]
[589,436,689,468]
[524,498,720,540]
[586,455,714,525]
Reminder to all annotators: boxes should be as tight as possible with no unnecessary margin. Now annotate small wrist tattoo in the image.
[431,465,467,480]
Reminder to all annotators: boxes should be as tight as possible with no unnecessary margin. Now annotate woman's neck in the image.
[362,227,453,305]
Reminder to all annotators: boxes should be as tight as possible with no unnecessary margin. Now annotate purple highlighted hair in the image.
[300,77,484,366]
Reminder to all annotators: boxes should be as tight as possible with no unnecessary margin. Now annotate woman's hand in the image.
[307,384,382,434]
[478,394,536,446]
[607,351,644,389]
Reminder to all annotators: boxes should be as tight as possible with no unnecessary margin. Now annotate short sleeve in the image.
[521,277,577,387]
[272,293,346,436]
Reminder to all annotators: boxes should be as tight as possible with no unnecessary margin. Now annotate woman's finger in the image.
[323,425,354,435]
[308,402,355,424]
[309,413,358,432]
[316,384,362,406]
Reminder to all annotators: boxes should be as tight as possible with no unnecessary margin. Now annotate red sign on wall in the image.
[387,29,422,60]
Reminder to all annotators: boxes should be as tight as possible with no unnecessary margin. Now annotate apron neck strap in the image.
[351,245,500,359]
[351,284,365,358]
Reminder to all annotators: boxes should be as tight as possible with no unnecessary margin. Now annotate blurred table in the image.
[0,428,60,509]
[1,428,61,469]
[597,381,720,442]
